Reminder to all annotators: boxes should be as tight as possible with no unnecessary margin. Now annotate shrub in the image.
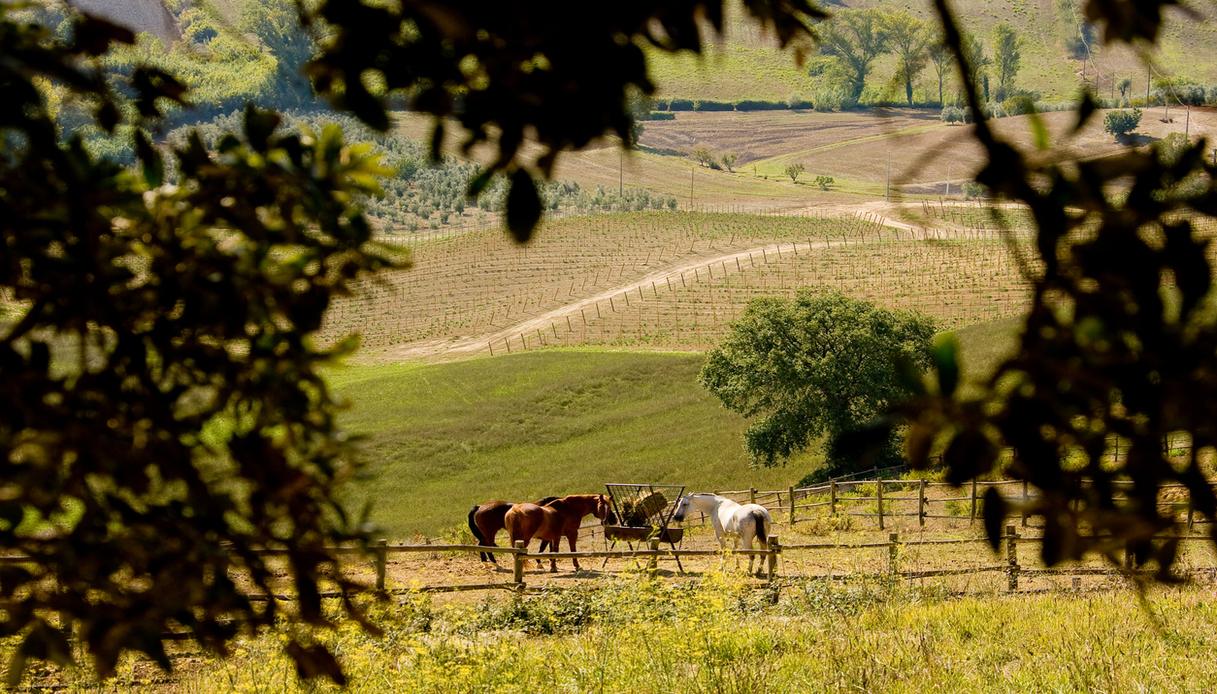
[735,99,788,111]
[1103,108,1142,141]
[941,106,966,124]
[691,146,715,167]
[639,111,675,121]
[785,162,806,183]
[695,99,735,111]
[787,98,814,110]
[963,181,988,200]
[721,153,738,172]
[814,175,834,190]
[668,99,695,111]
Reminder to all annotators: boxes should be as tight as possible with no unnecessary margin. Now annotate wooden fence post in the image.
[887,532,899,575]
[918,479,927,527]
[876,480,885,530]
[830,480,838,515]
[788,486,796,525]
[648,538,661,574]
[512,540,526,589]
[749,487,757,505]
[767,535,780,582]
[1006,525,1019,592]
[1021,480,1029,527]
[970,478,978,525]
[375,538,388,592]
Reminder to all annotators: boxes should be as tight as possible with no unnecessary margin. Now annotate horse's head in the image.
[594,494,612,523]
[673,494,691,522]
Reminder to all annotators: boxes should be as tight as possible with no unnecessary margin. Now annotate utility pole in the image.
[689,166,694,210]
[885,150,891,202]
[1146,64,1151,108]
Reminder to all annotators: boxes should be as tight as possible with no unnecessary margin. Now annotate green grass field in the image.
[330,314,1018,538]
[330,350,815,538]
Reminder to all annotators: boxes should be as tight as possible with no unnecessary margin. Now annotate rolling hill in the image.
[330,315,1019,538]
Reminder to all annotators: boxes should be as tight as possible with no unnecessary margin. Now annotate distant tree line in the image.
[811,8,1024,111]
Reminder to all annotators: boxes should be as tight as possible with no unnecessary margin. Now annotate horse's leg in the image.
[483,523,499,565]
[549,536,559,573]
[755,535,768,577]
[740,530,754,575]
[567,532,580,572]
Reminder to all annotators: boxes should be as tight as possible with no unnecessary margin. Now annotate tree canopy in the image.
[700,293,934,476]
[815,8,889,107]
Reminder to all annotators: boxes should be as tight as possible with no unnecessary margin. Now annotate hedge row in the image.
[652,98,814,112]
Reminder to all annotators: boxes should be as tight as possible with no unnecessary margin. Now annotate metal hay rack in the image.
[603,483,686,572]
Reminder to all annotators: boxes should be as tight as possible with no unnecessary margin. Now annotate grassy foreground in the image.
[160,577,1217,692]
[329,351,816,538]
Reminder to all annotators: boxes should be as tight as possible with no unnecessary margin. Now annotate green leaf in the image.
[133,130,163,188]
[1072,90,1098,134]
[467,168,494,198]
[505,169,542,243]
[1028,112,1050,151]
[931,332,960,396]
[243,105,281,153]
[982,486,1007,552]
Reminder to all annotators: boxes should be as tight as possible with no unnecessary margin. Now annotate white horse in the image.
[673,492,772,575]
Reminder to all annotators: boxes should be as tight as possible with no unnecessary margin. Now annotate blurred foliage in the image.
[900,0,1217,576]
[0,6,399,687]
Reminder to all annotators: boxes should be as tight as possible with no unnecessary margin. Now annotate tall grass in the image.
[155,576,1217,692]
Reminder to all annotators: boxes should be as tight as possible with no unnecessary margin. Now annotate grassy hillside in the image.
[330,351,814,538]
[330,309,1016,538]
[647,0,1217,103]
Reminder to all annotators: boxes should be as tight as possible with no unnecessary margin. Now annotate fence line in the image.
[207,525,1217,597]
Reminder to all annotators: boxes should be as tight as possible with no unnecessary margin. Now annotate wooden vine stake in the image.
[512,540,526,589]
[970,478,979,525]
[788,486,796,525]
[918,479,927,527]
[887,532,899,575]
[767,535,780,582]
[1006,525,1019,592]
[876,480,885,530]
[375,538,388,592]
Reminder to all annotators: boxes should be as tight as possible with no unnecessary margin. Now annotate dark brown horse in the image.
[468,496,559,563]
[504,494,611,572]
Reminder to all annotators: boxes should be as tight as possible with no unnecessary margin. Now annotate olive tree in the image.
[699,293,935,476]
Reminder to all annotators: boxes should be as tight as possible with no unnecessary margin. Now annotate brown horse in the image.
[468,496,559,563]
[504,494,611,572]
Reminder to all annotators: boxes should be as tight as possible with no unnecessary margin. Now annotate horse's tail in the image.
[751,510,769,547]
[468,505,485,544]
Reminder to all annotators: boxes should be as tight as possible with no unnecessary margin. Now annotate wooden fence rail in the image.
[83,526,1203,597]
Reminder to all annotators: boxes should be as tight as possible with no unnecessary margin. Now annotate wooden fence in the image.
[705,476,1214,532]
[338,523,1217,596]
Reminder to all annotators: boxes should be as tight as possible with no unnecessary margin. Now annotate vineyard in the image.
[320,209,1037,359]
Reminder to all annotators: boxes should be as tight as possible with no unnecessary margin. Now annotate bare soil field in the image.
[394,107,1217,207]
[639,107,1217,196]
